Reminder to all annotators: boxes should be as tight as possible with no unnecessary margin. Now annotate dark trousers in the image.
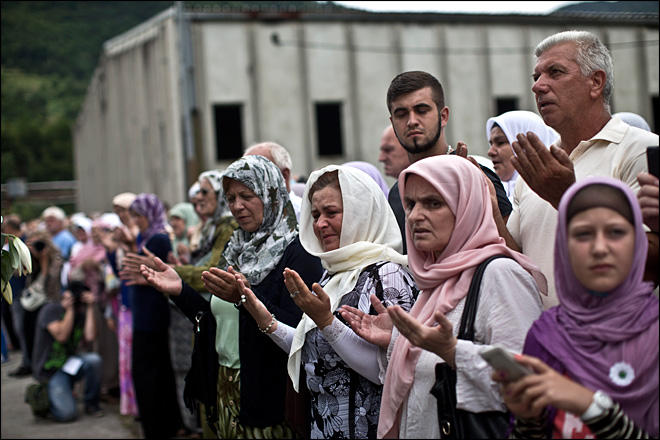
[24,306,42,365]
[132,329,183,439]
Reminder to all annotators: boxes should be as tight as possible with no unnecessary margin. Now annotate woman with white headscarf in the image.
[171,170,238,293]
[486,110,559,201]
[236,165,418,438]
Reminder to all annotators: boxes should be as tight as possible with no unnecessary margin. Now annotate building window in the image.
[213,104,244,161]
[315,102,344,156]
[495,97,519,115]
[652,95,659,134]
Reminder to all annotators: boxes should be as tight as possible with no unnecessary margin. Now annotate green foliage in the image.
[1,1,172,188]
[1,1,339,190]
[1,221,33,304]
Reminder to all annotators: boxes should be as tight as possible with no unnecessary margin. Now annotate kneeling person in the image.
[32,281,104,421]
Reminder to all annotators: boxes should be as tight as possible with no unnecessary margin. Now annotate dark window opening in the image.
[315,103,344,156]
[652,95,659,135]
[495,97,519,115]
[214,104,244,161]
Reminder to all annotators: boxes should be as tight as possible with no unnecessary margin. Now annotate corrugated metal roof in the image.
[180,3,659,26]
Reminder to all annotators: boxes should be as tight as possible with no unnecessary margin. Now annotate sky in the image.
[331,1,598,14]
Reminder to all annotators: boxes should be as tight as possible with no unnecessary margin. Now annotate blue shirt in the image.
[52,229,77,261]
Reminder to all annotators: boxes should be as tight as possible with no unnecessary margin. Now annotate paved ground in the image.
[1,351,142,439]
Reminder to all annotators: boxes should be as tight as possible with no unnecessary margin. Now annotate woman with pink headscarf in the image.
[69,217,120,396]
[341,155,547,438]
[69,218,111,302]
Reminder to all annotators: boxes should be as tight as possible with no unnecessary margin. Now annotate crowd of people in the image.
[2,29,659,439]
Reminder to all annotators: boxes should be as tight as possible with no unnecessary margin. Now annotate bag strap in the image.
[457,255,510,341]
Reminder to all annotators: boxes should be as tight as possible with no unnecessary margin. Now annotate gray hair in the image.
[245,141,292,172]
[535,30,613,113]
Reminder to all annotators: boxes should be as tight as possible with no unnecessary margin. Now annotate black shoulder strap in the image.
[457,255,510,341]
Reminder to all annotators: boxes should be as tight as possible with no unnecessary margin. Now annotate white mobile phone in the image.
[480,346,532,381]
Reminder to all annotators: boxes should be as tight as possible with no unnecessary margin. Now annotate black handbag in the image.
[430,255,511,439]
[184,310,219,436]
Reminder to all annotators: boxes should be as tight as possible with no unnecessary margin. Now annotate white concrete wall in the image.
[74,11,659,212]
[74,13,185,212]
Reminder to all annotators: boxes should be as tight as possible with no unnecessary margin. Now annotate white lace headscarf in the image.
[190,169,231,265]
[288,164,408,391]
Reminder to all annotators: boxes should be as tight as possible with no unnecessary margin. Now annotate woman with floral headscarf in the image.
[126,193,184,439]
[494,177,659,439]
[236,165,418,438]
[341,155,547,438]
[139,155,323,438]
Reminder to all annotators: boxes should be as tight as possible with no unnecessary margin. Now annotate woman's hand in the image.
[637,171,659,233]
[202,266,242,303]
[140,256,183,296]
[390,307,458,368]
[235,275,277,333]
[123,248,157,270]
[166,251,181,266]
[283,268,334,330]
[82,256,100,272]
[115,225,136,246]
[339,294,393,349]
[120,248,158,286]
[176,243,191,262]
[492,354,594,420]
[118,266,147,286]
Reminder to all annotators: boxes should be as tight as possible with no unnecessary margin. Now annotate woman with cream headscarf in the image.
[236,165,418,438]
[104,192,139,417]
[341,155,547,438]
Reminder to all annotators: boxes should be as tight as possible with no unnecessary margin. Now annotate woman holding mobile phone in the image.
[494,177,659,439]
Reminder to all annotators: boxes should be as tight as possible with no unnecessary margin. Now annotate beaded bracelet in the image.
[234,294,247,309]
[259,313,276,334]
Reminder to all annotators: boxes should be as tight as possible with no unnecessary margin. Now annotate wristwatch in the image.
[580,390,613,422]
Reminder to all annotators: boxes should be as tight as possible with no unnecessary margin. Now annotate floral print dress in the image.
[301,262,417,439]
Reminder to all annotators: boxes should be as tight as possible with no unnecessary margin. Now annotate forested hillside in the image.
[1,0,652,188]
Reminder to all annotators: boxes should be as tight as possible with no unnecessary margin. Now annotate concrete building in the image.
[73,2,659,212]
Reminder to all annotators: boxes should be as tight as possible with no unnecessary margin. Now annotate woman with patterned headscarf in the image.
[495,177,658,438]
[139,155,324,438]
[125,193,184,439]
